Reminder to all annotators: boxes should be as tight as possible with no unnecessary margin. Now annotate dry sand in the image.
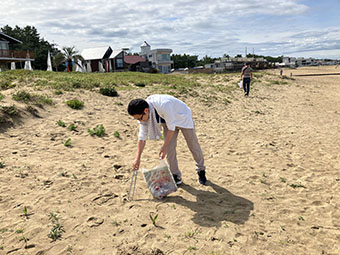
[0,66,340,254]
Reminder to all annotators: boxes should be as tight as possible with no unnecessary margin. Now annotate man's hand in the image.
[133,158,141,170]
[159,145,167,159]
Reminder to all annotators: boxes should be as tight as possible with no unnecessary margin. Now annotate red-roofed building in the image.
[124,55,152,72]
[124,55,146,65]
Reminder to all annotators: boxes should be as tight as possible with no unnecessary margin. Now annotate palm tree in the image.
[62,46,84,72]
[52,52,65,72]
[52,46,83,72]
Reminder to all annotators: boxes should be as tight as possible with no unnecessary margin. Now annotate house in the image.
[80,46,124,72]
[204,57,271,73]
[0,32,34,70]
[139,41,173,74]
[124,55,152,72]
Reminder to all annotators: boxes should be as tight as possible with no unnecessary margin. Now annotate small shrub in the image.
[12,91,31,103]
[23,206,28,217]
[57,120,66,127]
[289,183,306,189]
[72,80,81,88]
[184,228,199,238]
[64,138,72,147]
[99,87,118,97]
[0,162,5,168]
[88,124,105,137]
[188,246,197,251]
[0,93,4,101]
[48,212,64,241]
[113,131,120,138]
[149,213,158,226]
[0,80,15,90]
[270,80,280,85]
[68,123,77,131]
[1,105,18,116]
[66,99,84,110]
[54,90,63,95]
[135,82,146,87]
[12,90,53,105]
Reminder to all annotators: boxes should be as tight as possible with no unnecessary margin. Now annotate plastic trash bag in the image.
[142,160,177,199]
[238,80,243,89]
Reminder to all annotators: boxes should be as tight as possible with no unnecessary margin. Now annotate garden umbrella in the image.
[75,59,84,72]
[24,60,33,71]
[47,51,53,71]
[86,61,92,72]
[99,61,105,73]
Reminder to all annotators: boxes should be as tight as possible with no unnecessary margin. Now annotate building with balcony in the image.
[140,41,173,74]
[0,32,34,70]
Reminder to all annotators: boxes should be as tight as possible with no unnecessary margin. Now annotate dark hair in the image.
[246,62,250,66]
[127,99,149,115]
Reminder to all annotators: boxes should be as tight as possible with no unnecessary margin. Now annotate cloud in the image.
[1,0,339,58]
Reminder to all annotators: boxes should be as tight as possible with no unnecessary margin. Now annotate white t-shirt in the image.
[138,95,194,140]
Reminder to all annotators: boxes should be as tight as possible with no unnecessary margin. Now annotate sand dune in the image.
[1,66,340,254]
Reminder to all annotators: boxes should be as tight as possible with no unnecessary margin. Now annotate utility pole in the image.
[245,47,247,57]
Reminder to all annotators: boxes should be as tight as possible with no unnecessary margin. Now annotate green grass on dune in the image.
[0,69,279,106]
[0,70,200,91]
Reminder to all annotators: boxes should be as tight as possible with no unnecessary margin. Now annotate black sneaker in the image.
[173,174,182,185]
[198,170,207,185]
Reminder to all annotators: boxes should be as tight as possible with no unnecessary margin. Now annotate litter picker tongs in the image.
[128,169,138,200]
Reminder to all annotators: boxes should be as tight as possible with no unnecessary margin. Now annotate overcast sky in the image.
[1,0,340,59]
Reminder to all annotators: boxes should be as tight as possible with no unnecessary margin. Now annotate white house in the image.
[81,46,124,72]
[140,41,173,74]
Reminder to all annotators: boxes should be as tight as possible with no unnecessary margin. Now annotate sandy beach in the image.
[1,66,340,255]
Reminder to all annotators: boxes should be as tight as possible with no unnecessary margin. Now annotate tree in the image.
[61,46,83,72]
[246,53,283,63]
[197,55,217,66]
[1,25,60,70]
[52,52,66,72]
[171,54,198,69]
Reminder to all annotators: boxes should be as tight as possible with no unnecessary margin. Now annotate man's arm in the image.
[133,140,146,169]
[159,130,175,159]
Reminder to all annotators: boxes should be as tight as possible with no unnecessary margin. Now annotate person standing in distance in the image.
[241,62,253,96]
[127,94,207,185]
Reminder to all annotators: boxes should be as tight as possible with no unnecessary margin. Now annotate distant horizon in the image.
[1,1,339,59]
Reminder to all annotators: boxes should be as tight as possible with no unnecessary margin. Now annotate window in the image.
[158,65,171,73]
[0,41,9,50]
[158,54,170,61]
[116,59,123,68]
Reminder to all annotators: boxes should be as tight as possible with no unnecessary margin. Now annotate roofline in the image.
[0,32,22,44]
[149,49,172,52]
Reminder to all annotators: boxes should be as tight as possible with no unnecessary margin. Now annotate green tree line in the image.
[1,25,83,71]
[1,25,61,70]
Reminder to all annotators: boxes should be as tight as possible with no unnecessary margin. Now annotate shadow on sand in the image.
[162,181,254,227]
